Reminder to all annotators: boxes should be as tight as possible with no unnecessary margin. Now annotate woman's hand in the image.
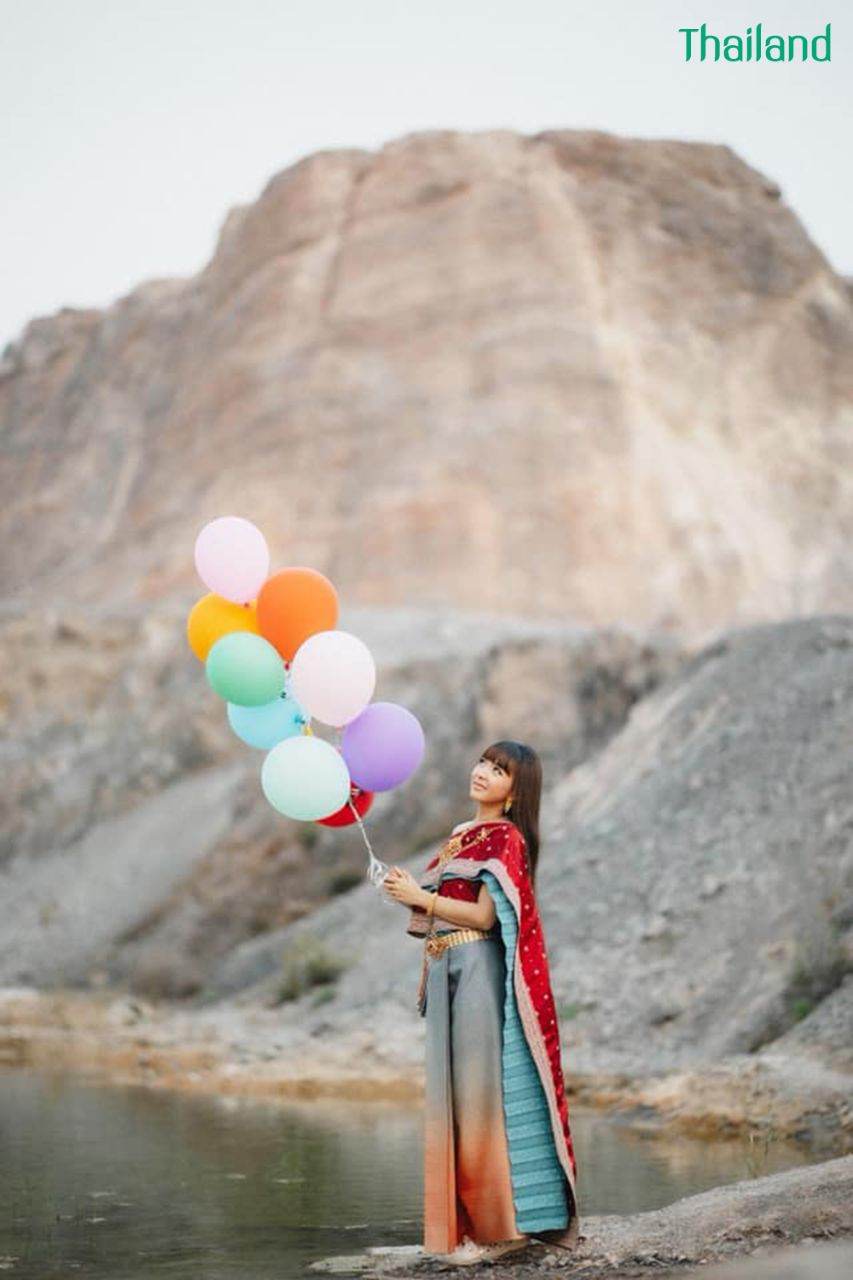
[383,866,427,909]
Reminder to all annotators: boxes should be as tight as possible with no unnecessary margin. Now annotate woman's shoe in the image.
[436,1236,484,1266]
[473,1238,531,1263]
[439,1235,530,1266]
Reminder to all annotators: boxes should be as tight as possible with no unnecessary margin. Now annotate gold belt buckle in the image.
[426,934,446,957]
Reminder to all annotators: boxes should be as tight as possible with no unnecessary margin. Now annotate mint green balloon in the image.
[261,735,351,820]
[206,631,285,706]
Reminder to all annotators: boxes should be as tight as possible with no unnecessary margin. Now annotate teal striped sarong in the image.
[480,869,569,1233]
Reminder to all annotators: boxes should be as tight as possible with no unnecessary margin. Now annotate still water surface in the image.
[0,1067,822,1279]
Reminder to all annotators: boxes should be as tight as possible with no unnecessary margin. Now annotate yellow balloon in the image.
[186,593,260,662]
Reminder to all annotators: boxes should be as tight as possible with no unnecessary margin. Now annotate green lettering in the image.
[812,22,831,61]
[679,26,698,60]
[699,23,720,61]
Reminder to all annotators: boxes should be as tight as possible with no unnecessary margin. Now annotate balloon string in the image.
[289,723,381,883]
[347,796,375,857]
[336,721,386,885]
[347,797,387,886]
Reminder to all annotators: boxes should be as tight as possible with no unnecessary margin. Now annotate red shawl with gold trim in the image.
[408,819,580,1247]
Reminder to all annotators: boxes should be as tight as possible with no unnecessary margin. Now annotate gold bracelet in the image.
[426,891,437,920]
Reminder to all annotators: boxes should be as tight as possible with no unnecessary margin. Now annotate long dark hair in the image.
[480,740,542,890]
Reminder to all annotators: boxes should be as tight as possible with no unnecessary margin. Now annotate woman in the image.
[383,740,580,1267]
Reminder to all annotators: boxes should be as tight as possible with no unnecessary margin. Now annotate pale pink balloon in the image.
[194,516,270,604]
[290,630,376,727]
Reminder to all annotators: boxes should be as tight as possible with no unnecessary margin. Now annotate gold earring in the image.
[503,797,512,813]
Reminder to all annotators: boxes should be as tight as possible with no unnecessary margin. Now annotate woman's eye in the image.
[477,757,505,775]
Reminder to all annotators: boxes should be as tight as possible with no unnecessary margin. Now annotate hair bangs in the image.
[482,742,518,776]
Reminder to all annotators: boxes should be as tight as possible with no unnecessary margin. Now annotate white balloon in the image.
[290,629,376,727]
[261,734,351,820]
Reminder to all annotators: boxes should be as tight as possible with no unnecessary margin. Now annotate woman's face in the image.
[470,753,513,807]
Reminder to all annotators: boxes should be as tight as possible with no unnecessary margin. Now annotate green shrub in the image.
[276,933,347,1003]
[296,825,320,851]
[310,985,337,1006]
[786,927,847,1022]
[789,996,815,1022]
[327,868,363,896]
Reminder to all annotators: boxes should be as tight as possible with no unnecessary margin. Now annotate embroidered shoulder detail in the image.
[440,823,491,864]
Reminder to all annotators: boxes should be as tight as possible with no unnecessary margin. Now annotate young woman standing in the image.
[383,740,580,1267]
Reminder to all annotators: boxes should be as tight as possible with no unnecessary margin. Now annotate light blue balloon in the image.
[227,693,307,750]
[261,735,351,821]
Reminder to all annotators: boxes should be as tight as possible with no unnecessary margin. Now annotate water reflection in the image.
[0,1068,821,1278]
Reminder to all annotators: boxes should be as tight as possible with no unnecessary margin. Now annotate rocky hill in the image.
[1,615,849,1165]
[0,131,850,1139]
[1,128,852,635]
[199,615,853,1101]
[0,604,683,996]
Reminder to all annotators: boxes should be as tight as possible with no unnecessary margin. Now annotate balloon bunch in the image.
[186,516,425,890]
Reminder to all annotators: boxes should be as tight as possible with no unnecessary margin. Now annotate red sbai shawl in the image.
[408,818,580,1247]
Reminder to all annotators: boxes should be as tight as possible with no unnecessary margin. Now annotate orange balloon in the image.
[186,593,260,662]
[256,567,339,662]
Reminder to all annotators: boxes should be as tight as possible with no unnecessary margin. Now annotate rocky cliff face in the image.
[2,128,852,634]
[0,604,682,995]
[1,129,850,1089]
[202,616,853,1086]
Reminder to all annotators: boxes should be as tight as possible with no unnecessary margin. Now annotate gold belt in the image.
[416,928,492,1014]
[426,928,492,956]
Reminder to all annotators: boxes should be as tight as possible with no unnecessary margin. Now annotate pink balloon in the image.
[194,517,270,604]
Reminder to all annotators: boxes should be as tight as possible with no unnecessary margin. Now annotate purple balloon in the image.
[341,701,425,791]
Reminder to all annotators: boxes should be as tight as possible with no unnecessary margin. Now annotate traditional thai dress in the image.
[407,818,580,1254]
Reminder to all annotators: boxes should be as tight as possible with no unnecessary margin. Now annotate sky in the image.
[1,0,850,350]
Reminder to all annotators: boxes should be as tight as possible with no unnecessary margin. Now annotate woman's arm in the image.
[383,866,497,931]
[422,882,497,931]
